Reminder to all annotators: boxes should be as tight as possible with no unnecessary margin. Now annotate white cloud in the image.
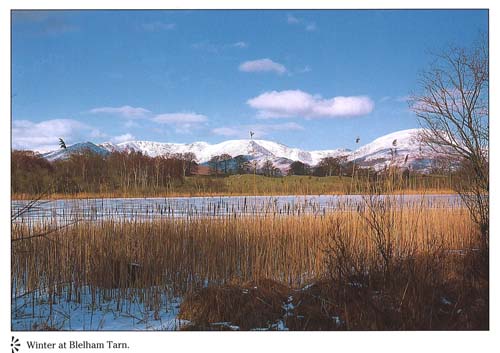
[90,105,151,118]
[212,122,304,138]
[174,124,202,134]
[305,23,317,32]
[111,133,136,143]
[152,113,208,124]
[287,14,301,24]
[12,119,98,152]
[247,90,374,119]
[192,40,249,53]
[298,65,312,73]
[141,22,176,31]
[233,41,248,48]
[239,58,287,75]
[286,14,318,32]
[152,112,208,134]
[13,12,79,35]
[379,95,410,103]
[211,127,242,137]
[395,95,411,102]
[272,122,304,131]
[124,120,139,128]
[90,129,107,139]
[12,11,50,24]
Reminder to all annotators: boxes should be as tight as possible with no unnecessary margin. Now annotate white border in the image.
[1,1,497,353]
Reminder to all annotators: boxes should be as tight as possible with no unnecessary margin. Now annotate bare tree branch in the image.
[409,36,489,243]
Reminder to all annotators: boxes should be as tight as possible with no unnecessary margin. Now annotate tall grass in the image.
[12,196,484,329]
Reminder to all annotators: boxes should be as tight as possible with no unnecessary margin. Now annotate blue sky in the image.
[11,9,488,152]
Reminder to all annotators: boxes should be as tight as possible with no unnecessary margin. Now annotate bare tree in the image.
[315,156,343,177]
[233,155,248,174]
[176,152,198,177]
[208,155,221,177]
[261,160,276,177]
[219,154,233,174]
[287,161,310,176]
[409,37,488,243]
[184,152,198,176]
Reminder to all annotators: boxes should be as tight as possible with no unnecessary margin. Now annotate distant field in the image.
[12,174,455,200]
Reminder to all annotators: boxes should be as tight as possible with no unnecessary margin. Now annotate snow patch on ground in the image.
[12,287,185,331]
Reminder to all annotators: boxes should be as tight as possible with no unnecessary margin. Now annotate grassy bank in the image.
[12,197,487,330]
[12,174,456,200]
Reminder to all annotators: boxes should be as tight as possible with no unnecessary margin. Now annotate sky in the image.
[11,9,488,152]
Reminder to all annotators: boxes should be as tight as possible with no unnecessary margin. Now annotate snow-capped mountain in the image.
[42,142,110,161]
[41,129,439,172]
[348,129,435,171]
[99,139,350,169]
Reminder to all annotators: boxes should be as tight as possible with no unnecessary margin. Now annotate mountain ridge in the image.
[41,129,437,172]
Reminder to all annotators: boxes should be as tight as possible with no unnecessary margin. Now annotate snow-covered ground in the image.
[12,287,186,331]
[11,284,316,331]
[11,286,297,331]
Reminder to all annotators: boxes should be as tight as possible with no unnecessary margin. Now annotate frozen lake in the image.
[11,194,462,224]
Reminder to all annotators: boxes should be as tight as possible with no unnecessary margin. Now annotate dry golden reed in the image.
[12,205,477,300]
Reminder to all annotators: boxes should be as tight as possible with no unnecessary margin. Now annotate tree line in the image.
[206,154,365,177]
[11,149,198,195]
[12,147,462,197]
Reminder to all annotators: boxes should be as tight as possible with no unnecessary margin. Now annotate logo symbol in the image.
[11,336,20,353]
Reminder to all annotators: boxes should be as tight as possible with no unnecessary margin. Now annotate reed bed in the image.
[12,195,484,330]
[11,194,462,225]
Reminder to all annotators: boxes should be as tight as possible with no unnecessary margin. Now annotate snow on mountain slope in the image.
[255,140,349,165]
[42,142,110,161]
[349,129,434,171]
[40,129,439,172]
[113,140,210,159]
[108,139,348,166]
[351,129,421,159]
[310,149,351,165]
